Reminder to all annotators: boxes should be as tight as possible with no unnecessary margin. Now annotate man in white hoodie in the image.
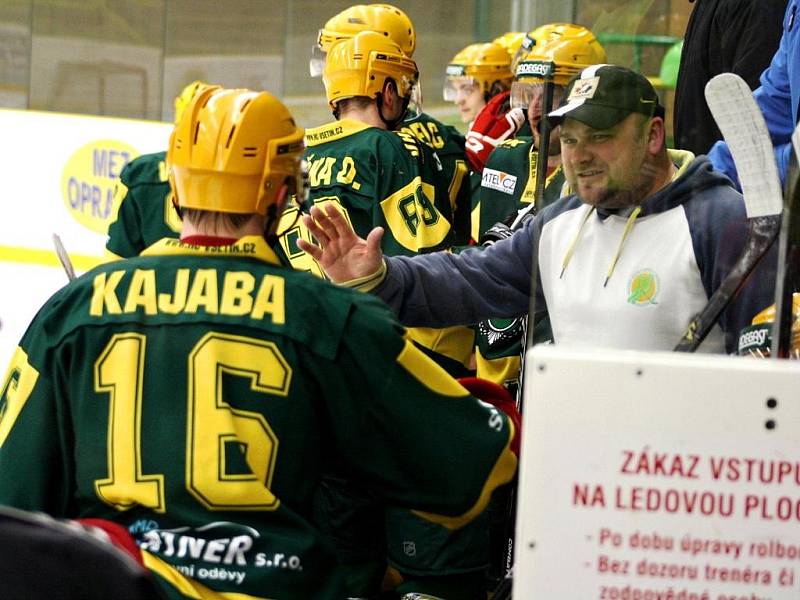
[299,64,776,354]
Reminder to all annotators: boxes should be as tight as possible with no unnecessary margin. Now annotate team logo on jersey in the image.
[403,541,417,557]
[482,168,517,195]
[479,318,524,346]
[627,269,659,306]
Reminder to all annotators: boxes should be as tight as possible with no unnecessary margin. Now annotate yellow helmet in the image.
[738,294,800,358]
[323,30,418,109]
[512,22,587,70]
[310,4,416,76]
[443,42,514,102]
[168,88,305,216]
[173,80,220,125]
[510,29,606,109]
[492,31,526,60]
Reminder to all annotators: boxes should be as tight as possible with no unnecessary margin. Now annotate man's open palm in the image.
[297,204,385,283]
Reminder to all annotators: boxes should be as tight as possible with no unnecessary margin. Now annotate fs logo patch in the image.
[482,168,517,195]
[627,269,659,305]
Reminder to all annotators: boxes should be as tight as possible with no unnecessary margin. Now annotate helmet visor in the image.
[510,81,564,112]
[443,77,479,102]
[407,80,424,119]
[510,80,543,110]
[309,41,326,77]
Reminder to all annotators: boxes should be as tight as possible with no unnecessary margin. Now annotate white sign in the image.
[515,346,800,600]
[0,109,171,369]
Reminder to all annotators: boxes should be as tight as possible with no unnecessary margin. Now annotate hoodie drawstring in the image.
[559,204,643,287]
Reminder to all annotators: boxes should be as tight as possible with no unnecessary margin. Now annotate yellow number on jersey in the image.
[94,334,166,512]
[93,332,292,513]
[276,206,325,278]
[187,333,291,510]
[0,347,40,449]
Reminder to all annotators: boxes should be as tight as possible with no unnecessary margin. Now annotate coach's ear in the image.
[646,115,667,155]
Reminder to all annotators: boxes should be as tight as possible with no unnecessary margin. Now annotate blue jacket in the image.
[373,156,776,354]
[709,0,800,186]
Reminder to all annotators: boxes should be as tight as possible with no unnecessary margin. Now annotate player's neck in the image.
[338,103,386,129]
[181,214,266,241]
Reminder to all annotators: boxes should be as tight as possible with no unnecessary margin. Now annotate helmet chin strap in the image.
[264,182,289,246]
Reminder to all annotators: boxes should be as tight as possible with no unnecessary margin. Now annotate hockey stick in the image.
[52,233,76,282]
[492,63,559,600]
[771,125,800,358]
[674,73,782,352]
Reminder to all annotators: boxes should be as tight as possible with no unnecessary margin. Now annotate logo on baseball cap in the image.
[547,64,664,129]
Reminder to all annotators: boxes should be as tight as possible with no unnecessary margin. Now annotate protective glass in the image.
[407,80,424,118]
[510,81,565,112]
[510,80,543,110]
[443,77,479,102]
[309,41,326,77]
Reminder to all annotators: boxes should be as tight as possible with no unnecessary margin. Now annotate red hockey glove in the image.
[464,91,526,173]
[458,376,521,456]
[75,518,145,567]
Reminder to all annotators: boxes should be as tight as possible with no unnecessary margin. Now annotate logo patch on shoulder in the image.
[568,76,600,101]
[481,168,517,195]
[627,269,659,305]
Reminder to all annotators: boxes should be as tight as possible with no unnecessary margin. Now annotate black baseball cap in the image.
[547,64,664,129]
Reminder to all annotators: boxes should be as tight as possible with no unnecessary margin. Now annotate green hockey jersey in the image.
[397,112,471,245]
[477,136,565,239]
[105,151,182,259]
[474,138,563,389]
[0,236,516,600]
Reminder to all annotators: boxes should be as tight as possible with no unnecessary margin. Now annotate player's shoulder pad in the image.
[392,127,426,159]
[119,150,168,188]
[403,112,466,145]
[483,137,531,174]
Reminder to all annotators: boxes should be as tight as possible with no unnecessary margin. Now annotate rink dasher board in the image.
[514,345,800,600]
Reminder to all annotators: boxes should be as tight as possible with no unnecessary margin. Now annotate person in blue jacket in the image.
[708,0,800,186]
[300,65,777,355]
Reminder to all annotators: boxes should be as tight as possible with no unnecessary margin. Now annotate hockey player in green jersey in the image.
[477,25,606,238]
[105,81,219,259]
[0,87,518,600]
[474,27,605,389]
[309,30,475,377]
[307,32,453,257]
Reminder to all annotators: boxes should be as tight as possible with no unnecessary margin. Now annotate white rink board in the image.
[514,345,800,600]
[0,109,171,369]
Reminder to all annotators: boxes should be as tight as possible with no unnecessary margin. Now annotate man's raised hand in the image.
[297,203,385,283]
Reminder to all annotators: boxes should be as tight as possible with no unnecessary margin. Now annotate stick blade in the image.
[52,233,76,282]
[705,73,782,217]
